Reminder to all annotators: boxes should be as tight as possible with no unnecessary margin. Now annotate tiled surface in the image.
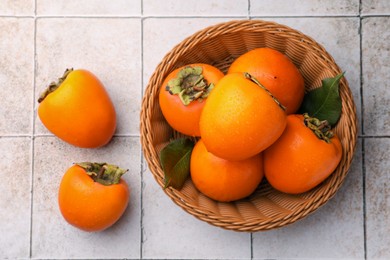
[362,17,390,136]
[365,139,390,259]
[31,136,141,259]
[250,0,360,16]
[0,0,389,259]
[0,138,31,259]
[0,18,34,135]
[253,140,364,259]
[35,18,142,136]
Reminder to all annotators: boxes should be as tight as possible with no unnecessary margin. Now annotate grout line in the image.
[250,232,253,259]
[29,14,250,19]
[29,1,37,258]
[140,2,145,257]
[247,0,251,19]
[248,14,361,18]
[6,14,390,19]
[359,9,366,260]
[358,1,367,259]
[358,135,390,138]
[360,14,390,17]
[362,138,367,260]
[0,15,35,18]
[28,133,141,137]
[2,134,383,139]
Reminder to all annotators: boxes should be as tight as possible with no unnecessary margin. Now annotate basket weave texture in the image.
[140,20,358,232]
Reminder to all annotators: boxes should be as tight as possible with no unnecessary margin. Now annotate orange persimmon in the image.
[159,63,224,136]
[38,68,116,148]
[190,139,263,202]
[58,163,129,232]
[199,73,287,161]
[228,47,305,114]
[263,114,343,194]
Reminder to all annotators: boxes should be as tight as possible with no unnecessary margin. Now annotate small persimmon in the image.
[228,47,305,114]
[199,73,287,161]
[263,114,343,194]
[190,139,263,202]
[38,68,116,148]
[58,163,129,232]
[159,63,224,137]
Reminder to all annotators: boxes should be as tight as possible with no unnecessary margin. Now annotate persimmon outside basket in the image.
[140,20,358,232]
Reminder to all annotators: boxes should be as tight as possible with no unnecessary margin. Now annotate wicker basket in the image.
[140,20,358,232]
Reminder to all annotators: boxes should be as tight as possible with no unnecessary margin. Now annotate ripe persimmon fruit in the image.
[263,114,343,194]
[228,47,305,114]
[159,63,224,136]
[199,72,287,161]
[58,163,129,232]
[190,139,263,202]
[38,68,116,148]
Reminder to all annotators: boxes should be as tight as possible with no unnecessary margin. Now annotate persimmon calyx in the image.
[303,113,334,143]
[165,66,214,106]
[244,72,286,111]
[76,162,128,186]
[38,68,73,103]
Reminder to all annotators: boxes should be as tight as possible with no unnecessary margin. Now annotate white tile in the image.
[31,136,141,259]
[142,164,251,259]
[0,0,34,15]
[362,17,390,136]
[362,0,390,15]
[143,17,240,91]
[143,0,248,16]
[37,0,141,16]
[250,0,359,16]
[259,17,361,134]
[0,18,34,135]
[35,18,142,136]
[365,138,390,259]
[0,137,31,259]
[253,140,364,259]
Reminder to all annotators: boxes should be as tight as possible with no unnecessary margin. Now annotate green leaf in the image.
[159,138,195,190]
[299,72,344,126]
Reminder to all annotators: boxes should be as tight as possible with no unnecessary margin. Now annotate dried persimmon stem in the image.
[76,162,128,186]
[244,72,286,111]
[303,113,334,143]
[38,68,73,103]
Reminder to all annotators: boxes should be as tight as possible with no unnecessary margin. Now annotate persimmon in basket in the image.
[159,63,224,137]
[199,72,287,161]
[190,139,264,202]
[264,114,343,194]
[228,47,305,115]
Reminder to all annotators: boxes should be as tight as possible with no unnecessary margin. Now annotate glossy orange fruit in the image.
[190,139,263,202]
[228,47,305,114]
[263,114,343,194]
[38,68,116,148]
[58,163,129,232]
[199,73,287,161]
[159,63,224,136]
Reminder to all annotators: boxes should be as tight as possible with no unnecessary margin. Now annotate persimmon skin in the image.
[159,63,224,137]
[263,114,343,194]
[38,69,116,148]
[190,139,263,202]
[58,165,129,232]
[228,47,305,115]
[199,73,287,161]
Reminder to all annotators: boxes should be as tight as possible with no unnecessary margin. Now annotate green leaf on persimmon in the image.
[299,72,344,126]
[159,138,194,190]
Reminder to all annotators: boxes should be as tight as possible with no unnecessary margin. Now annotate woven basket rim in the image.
[140,19,358,232]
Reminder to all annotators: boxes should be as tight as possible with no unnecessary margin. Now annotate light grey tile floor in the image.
[0,0,389,259]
